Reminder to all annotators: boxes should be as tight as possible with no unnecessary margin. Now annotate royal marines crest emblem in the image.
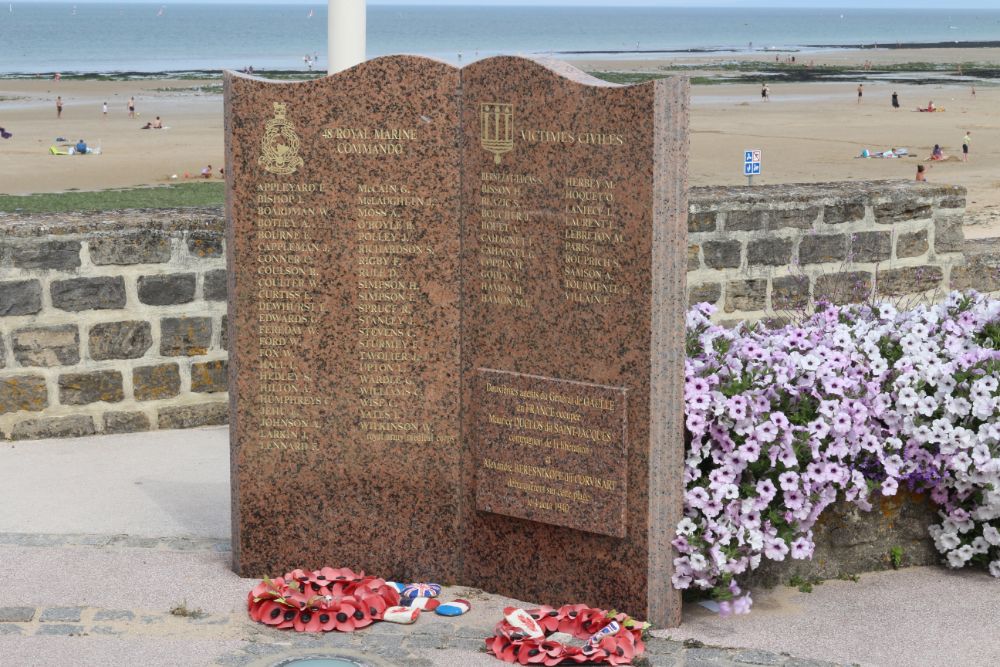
[259,102,304,175]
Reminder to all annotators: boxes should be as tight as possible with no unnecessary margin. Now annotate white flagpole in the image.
[328,0,367,75]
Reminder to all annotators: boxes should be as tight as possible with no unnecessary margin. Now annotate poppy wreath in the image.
[485,604,648,665]
[247,567,401,632]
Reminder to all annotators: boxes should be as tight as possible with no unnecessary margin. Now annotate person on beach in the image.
[201,165,213,179]
[141,116,163,130]
[857,84,863,104]
[128,96,135,118]
[75,138,87,155]
[963,131,971,162]
[102,101,108,118]
[930,144,945,161]
[891,91,899,110]
[761,83,769,101]
[916,164,926,182]
[56,96,63,118]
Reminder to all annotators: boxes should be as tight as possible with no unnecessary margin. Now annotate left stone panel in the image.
[226,58,463,579]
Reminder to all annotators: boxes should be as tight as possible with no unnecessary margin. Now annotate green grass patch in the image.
[0,182,225,214]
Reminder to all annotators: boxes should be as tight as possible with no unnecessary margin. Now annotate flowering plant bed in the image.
[677,292,1000,613]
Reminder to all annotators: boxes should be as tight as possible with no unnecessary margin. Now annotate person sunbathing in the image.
[141,116,164,129]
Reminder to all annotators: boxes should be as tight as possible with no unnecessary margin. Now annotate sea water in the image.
[1,3,1000,74]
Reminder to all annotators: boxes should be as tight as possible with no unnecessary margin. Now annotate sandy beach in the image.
[1,48,997,234]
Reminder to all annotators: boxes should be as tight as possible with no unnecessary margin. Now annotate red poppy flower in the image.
[361,592,389,620]
[293,607,324,632]
[555,604,589,634]
[517,641,549,664]
[526,606,561,632]
[251,599,287,625]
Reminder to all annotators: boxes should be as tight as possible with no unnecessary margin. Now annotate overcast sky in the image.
[20,1,1000,7]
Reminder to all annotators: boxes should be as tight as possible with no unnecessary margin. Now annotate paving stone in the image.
[204,269,228,301]
[685,647,737,667]
[89,232,171,265]
[11,324,80,366]
[10,240,81,270]
[212,653,256,667]
[0,280,43,316]
[406,634,446,650]
[36,623,85,636]
[51,276,127,311]
[39,606,84,622]
[643,655,679,667]
[191,360,228,393]
[0,375,48,416]
[103,410,151,434]
[735,649,786,665]
[92,609,135,622]
[11,415,95,440]
[187,231,224,258]
[133,363,181,401]
[89,320,153,360]
[157,402,228,429]
[160,316,212,356]
[0,625,24,636]
[784,659,839,667]
[89,625,124,636]
[644,637,683,655]
[58,370,124,405]
[138,273,197,306]
[0,606,35,622]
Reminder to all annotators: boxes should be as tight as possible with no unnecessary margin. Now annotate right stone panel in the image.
[460,58,688,627]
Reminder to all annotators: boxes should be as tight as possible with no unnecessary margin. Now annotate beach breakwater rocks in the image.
[0,181,993,440]
[0,208,228,439]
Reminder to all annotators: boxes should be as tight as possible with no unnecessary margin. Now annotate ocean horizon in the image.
[2,3,1000,74]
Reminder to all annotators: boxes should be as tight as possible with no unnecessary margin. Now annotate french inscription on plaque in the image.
[475,369,627,538]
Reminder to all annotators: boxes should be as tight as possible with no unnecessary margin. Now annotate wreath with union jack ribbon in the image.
[247,567,400,632]
[486,604,648,665]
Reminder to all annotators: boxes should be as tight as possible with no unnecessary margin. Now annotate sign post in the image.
[744,149,761,186]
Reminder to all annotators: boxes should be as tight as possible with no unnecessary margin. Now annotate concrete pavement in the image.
[0,427,995,666]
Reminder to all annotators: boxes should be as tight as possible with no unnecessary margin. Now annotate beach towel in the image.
[49,145,69,155]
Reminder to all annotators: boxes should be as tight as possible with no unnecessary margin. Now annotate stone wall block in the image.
[133,363,181,401]
[0,280,43,317]
[747,238,793,266]
[897,230,929,259]
[11,325,80,367]
[89,321,153,361]
[191,360,228,393]
[158,402,228,430]
[10,240,81,270]
[187,232,224,258]
[50,277,126,312]
[876,266,944,297]
[687,211,717,233]
[767,207,819,230]
[934,217,965,254]
[799,234,847,265]
[89,233,171,265]
[702,240,742,269]
[0,375,48,415]
[688,282,721,307]
[823,201,866,225]
[58,370,124,405]
[814,271,873,304]
[874,200,932,224]
[137,273,196,306]
[771,275,810,311]
[11,415,95,440]
[937,196,965,209]
[851,231,891,263]
[159,317,212,356]
[687,245,700,271]
[724,210,765,231]
[103,411,152,434]
[725,279,767,313]
[221,315,228,351]
[203,269,228,301]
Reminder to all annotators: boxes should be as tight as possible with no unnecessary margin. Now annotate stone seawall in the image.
[0,209,229,439]
[2,181,996,440]
[687,181,974,322]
